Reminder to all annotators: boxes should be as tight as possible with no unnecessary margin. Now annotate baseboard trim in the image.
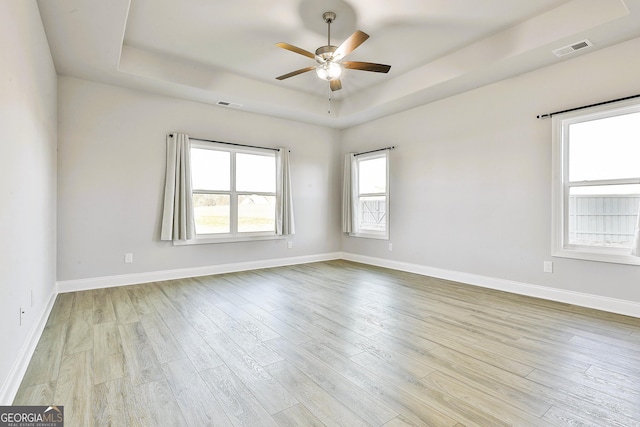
[341,252,640,318]
[57,252,343,293]
[56,250,640,316]
[0,288,57,405]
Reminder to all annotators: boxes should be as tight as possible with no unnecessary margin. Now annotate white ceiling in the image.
[37,0,640,129]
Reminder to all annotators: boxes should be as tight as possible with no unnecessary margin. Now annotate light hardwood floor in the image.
[13,260,640,426]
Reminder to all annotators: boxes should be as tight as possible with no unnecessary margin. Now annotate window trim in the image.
[350,151,390,240]
[551,98,640,265]
[186,141,280,244]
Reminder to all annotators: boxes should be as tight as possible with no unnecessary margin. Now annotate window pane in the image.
[191,148,230,191]
[568,111,640,181]
[358,157,386,194]
[358,196,387,232]
[236,153,275,192]
[193,194,230,234]
[568,185,640,248]
[238,194,275,233]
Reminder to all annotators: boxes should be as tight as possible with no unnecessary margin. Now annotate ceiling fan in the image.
[275,11,391,91]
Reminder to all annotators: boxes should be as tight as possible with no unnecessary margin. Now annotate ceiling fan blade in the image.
[342,61,391,73]
[276,66,316,80]
[333,30,369,60]
[275,42,316,59]
[330,79,342,91]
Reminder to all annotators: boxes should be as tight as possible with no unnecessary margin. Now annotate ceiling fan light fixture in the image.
[316,61,342,81]
[275,11,390,91]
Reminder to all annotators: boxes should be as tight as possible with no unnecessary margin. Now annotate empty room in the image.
[2,0,640,425]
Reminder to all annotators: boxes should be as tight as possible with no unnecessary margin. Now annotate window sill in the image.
[553,246,640,266]
[173,234,286,245]
[349,232,389,240]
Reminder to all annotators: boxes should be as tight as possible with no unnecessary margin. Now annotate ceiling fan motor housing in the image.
[315,45,337,62]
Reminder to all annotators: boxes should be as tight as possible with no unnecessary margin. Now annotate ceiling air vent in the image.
[552,39,593,57]
[216,100,242,109]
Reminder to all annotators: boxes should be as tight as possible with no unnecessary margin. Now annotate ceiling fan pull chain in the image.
[327,87,332,114]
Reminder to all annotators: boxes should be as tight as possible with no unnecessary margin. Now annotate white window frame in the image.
[351,151,390,240]
[551,99,640,265]
[181,141,282,245]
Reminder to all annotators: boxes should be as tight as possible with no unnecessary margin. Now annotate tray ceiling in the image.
[37,0,640,128]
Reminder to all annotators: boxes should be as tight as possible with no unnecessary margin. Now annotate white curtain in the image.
[342,153,355,233]
[632,209,640,256]
[276,148,295,235]
[160,133,195,241]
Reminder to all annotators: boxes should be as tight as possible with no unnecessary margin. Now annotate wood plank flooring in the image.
[13,260,640,426]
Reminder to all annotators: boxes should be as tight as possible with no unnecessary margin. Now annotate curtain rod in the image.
[354,146,396,156]
[169,134,280,152]
[536,93,640,119]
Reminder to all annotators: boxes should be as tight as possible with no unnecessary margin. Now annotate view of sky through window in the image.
[569,111,640,195]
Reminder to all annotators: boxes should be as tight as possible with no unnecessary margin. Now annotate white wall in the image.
[341,36,640,306]
[0,1,57,404]
[57,77,341,283]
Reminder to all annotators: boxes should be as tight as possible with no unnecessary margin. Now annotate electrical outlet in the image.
[125,253,133,263]
[543,261,553,273]
[287,241,293,249]
[388,243,393,251]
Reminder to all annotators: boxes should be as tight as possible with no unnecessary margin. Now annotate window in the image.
[190,142,277,240]
[552,99,640,265]
[352,151,389,239]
